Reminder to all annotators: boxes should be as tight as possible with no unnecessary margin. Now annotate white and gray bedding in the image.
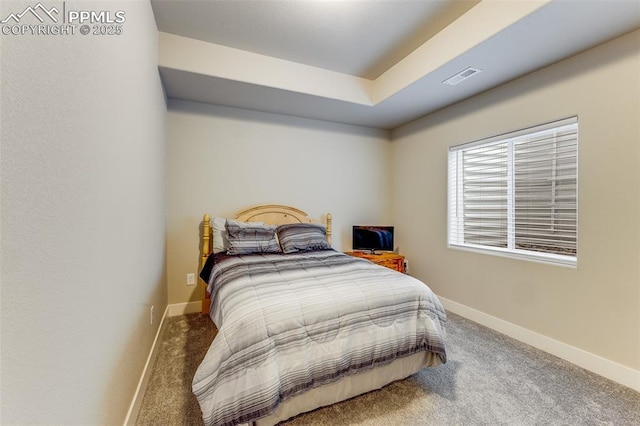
[194,249,447,426]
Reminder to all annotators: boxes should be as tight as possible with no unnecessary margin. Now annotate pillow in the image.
[276,223,331,254]
[212,218,264,254]
[226,221,280,255]
[212,217,229,254]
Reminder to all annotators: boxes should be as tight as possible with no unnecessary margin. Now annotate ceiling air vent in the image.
[443,67,482,86]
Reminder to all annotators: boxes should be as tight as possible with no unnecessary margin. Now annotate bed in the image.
[194,205,447,426]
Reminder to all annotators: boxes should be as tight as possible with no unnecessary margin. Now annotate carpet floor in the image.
[136,311,639,425]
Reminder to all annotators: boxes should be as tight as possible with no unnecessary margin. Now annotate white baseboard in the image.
[438,296,640,392]
[123,301,204,425]
[123,305,170,426]
[167,301,201,316]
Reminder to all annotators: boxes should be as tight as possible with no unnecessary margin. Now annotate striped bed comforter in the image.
[193,250,447,426]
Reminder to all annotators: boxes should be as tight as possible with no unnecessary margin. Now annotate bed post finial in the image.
[326,213,332,245]
[202,214,212,257]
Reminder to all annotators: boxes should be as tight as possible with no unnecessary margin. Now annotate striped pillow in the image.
[226,221,280,255]
[214,218,265,253]
[276,223,331,254]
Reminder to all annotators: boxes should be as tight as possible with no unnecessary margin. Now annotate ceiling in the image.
[151,0,640,130]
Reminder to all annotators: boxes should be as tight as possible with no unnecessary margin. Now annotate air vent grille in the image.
[443,67,482,86]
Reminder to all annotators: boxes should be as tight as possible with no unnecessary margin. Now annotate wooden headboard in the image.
[200,204,332,314]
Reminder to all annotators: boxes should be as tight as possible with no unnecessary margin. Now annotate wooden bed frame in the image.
[196,204,440,426]
[200,204,332,314]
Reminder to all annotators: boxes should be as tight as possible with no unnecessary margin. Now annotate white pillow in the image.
[212,217,228,254]
[212,217,264,253]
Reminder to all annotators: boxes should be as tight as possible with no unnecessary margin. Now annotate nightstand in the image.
[345,251,405,273]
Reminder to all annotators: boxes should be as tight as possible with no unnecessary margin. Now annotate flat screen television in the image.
[352,226,394,253]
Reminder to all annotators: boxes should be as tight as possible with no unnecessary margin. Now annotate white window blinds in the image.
[448,117,578,266]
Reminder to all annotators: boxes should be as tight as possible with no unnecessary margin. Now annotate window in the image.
[448,117,578,267]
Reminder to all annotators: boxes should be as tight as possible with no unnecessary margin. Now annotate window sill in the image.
[448,243,577,268]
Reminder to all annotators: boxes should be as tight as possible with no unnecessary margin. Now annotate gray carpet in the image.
[136,312,640,425]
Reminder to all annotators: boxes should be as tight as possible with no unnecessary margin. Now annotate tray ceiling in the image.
[151,0,640,129]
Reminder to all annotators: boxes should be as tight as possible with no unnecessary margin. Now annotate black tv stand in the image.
[355,249,381,255]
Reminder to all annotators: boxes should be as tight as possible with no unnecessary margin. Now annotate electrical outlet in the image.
[187,273,196,286]
[150,305,154,325]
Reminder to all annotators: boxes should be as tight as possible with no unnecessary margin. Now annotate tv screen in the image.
[352,226,394,253]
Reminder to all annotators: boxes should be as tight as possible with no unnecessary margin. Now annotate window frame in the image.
[447,117,578,268]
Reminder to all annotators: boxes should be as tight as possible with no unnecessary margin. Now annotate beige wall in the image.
[391,30,640,370]
[0,1,167,424]
[167,100,391,305]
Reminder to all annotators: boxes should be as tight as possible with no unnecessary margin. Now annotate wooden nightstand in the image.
[345,251,405,273]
